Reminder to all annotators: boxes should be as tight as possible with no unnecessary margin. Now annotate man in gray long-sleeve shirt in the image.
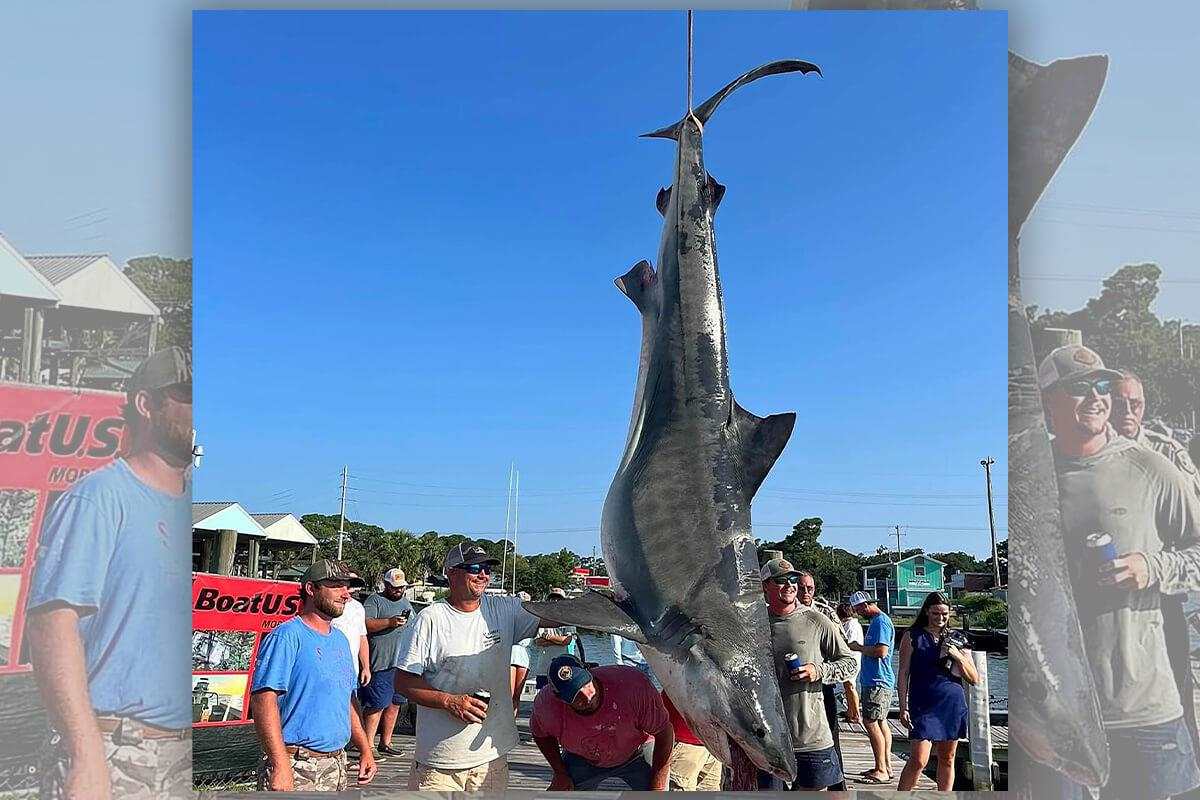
[1040,344,1200,800]
[760,557,857,791]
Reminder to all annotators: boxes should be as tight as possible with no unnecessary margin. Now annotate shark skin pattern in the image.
[526,60,820,786]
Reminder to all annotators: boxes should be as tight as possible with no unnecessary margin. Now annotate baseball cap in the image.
[301,559,365,588]
[759,557,801,581]
[847,590,876,608]
[127,346,192,394]
[1037,345,1122,392]
[443,543,501,573]
[548,655,593,701]
[382,568,408,588]
[548,587,568,599]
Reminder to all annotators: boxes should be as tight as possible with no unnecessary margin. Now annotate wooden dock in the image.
[355,703,940,793]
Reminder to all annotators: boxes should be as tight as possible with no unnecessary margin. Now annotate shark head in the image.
[677,637,798,784]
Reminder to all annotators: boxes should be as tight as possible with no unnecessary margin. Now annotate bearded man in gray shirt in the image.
[1040,344,1200,800]
[759,557,856,791]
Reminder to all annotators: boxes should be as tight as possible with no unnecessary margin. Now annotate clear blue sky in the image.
[11,3,1191,559]
[193,10,1008,559]
[1001,1,1200,323]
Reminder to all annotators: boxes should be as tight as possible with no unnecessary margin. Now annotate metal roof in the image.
[250,513,289,527]
[0,233,61,303]
[26,254,106,284]
[192,501,237,524]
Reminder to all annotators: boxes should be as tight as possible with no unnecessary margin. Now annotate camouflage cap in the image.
[301,558,365,588]
[759,557,802,581]
[127,346,192,394]
[1037,345,1122,391]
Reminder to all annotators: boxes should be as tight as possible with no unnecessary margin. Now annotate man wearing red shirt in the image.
[662,691,724,790]
[530,656,674,790]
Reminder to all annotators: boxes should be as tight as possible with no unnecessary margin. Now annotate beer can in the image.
[1086,532,1117,566]
[785,652,802,673]
[471,690,491,707]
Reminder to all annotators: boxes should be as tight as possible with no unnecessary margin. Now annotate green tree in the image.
[124,256,192,351]
[930,551,987,578]
[1032,262,1200,429]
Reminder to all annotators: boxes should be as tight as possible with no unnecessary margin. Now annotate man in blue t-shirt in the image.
[250,559,378,791]
[848,590,895,785]
[25,347,194,800]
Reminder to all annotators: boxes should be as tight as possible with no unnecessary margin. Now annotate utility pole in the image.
[501,461,515,592]
[894,525,903,563]
[981,457,1001,588]
[337,465,348,560]
[511,469,520,593]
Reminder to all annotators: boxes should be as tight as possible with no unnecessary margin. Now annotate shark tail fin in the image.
[732,402,796,501]
[524,589,648,644]
[640,59,821,140]
[615,259,657,312]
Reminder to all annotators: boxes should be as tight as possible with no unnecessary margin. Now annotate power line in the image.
[1039,200,1200,222]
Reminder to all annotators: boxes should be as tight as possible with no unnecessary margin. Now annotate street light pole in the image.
[981,457,1001,588]
[337,465,348,560]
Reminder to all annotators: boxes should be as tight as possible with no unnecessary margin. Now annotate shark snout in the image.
[686,654,797,784]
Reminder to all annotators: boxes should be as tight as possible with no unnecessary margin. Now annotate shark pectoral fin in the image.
[733,403,796,500]
[523,589,648,644]
[615,259,657,312]
[656,187,671,216]
[640,59,821,140]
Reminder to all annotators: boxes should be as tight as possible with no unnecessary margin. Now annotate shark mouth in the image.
[726,737,762,790]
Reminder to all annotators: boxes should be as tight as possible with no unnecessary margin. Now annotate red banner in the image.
[0,383,127,674]
[191,573,300,726]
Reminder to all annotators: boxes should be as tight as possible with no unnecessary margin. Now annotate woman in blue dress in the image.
[896,591,979,790]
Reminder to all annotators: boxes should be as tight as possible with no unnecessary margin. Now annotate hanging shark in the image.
[525,59,819,784]
[1007,51,1111,796]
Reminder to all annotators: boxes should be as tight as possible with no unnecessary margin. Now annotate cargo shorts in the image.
[861,685,893,721]
[41,717,192,799]
[257,746,348,791]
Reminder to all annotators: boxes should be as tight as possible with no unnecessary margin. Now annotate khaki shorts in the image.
[257,747,348,792]
[862,686,894,721]
[408,756,509,791]
[669,741,723,791]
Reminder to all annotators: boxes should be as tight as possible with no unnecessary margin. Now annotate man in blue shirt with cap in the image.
[250,558,378,791]
[26,346,194,800]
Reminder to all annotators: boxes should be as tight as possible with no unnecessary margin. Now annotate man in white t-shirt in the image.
[393,544,546,791]
[331,593,370,689]
[835,602,863,724]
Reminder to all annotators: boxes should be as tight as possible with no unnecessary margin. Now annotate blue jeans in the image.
[1101,717,1200,800]
[563,750,653,790]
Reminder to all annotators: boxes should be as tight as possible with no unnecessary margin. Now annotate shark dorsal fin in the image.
[656,187,671,216]
[641,59,821,141]
[615,259,657,313]
[732,402,796,501]
[524,589,647,644]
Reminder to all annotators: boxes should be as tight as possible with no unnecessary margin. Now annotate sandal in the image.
[858,773,890,785]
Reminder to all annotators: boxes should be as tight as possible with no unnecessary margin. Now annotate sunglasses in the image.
[455,563,493,575]
[1062,378,1112,398]
[771,575,800,586]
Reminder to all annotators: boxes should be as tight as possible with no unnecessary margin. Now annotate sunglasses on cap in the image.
[454,563,493,575]
[771,575,800,586]
[1062,378,1112,398]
